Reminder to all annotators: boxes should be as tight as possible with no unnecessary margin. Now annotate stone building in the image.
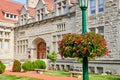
[0,0,22,65]
[0,0,120,75]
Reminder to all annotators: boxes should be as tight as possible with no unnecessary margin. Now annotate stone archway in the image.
[32,38,46,59]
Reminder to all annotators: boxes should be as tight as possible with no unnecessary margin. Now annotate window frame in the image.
[90,0,96,14]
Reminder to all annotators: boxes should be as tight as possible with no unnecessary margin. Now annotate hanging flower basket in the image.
[58,32,108,59]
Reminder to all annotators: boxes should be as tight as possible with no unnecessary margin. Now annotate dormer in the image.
[19,5,35,25]
[54,0,75,16]
[35,0,54,21]
[4,12,18,20]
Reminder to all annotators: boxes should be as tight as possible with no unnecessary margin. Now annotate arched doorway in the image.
[32,38,46,59]
[37,42,46,59]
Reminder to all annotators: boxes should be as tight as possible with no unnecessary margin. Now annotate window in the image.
[41,13,43,20]
[58,2,61,6]
[89,26,104,37]
[90,0,96,14]
[40,9,44,20]
[37,10,40,21]
[5,32,10,38]
[14,15,17,18]
[57,23,66,32]
[62,1,67,14]
[57,1,67,15]
[89,28,95,33]
[98,0,104,12]
[98,27,104,34]
[63,6,67,14]
[4,40,9,49]
[0,32,2,37]
[6,14,9,17]
[57,2,62,15]
[5,13,17,19]
[36,9,44,21]
[17,39,28,54]
[10,14,13,18]
[58,8,62,15]
[0,40,2,48]
[37,14,40,21]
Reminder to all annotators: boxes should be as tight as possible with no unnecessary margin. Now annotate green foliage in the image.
[12,60,21,72]
[22,61,34,71]
[22,60,46,71]
[0,61,6,74]
[47,51,57,62]
[33,60,46,69]
[58,32,108,59]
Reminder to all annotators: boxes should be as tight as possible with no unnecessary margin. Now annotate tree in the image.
[47,51,57,70]
[58,32,108,59]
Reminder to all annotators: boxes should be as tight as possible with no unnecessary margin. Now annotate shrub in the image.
[47,51,57,63]
[47,51,57,70]
[33,60,46,69]
[0,61,6,74]
[12,60,21,72]
[22,61,34,71]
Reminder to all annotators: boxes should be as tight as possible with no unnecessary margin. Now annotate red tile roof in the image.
[28,7,35,17]
[44,0,54,11]
[0,0,23,22]
[44,0,75,11]
[70,0,75,3]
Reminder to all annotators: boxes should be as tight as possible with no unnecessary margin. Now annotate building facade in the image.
[0,0,120,75]
[0,0,22,66]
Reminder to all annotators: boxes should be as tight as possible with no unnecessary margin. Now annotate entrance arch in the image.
[33,38,46,59]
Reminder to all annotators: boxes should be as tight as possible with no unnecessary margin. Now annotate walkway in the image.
[4,70,82,80]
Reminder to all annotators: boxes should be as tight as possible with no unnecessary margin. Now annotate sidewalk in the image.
[4,70,82,80]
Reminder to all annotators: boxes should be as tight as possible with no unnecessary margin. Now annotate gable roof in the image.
[0,0,23,22]
[44,0,54,11]
[28,7,35,17]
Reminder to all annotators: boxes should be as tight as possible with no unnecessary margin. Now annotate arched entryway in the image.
[37,42,46,59]
[32,38,46,59]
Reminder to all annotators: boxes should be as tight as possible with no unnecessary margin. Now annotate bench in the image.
[69,71,82,78]
[34,69,45,74]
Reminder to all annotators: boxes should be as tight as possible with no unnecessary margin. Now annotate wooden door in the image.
[37,42,46,59]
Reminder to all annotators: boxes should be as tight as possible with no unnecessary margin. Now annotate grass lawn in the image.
[89,74,120,80]
[0,74,42,80]
[44,71,70,77]
[44,71,120,80]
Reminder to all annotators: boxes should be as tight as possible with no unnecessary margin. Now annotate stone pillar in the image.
[94,67,98,74]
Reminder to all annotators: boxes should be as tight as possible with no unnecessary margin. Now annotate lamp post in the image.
[78,0,88,80]
[27,48,31,59]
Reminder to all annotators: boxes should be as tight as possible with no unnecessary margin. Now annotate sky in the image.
[12,0,26,4]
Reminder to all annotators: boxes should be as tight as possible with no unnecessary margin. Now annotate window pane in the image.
[98,27,104,33]
[89,28,95,33]
[6,14,9,17]
[90,0,96,14]
[63,7,67,14]
[0,40,2,48]
[14,15,17,18]
[0,32,2,37]
[4,40,9,49]
[98,0,104,12]
[10,14,13,18]
[58,8,62,15]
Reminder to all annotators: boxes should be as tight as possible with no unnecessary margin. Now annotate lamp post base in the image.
[83,57,89,80]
